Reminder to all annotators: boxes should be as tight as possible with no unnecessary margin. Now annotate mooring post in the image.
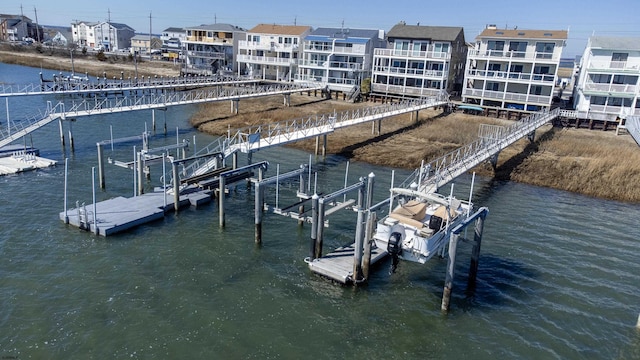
[91,167,98,235]
[352,208,365,283]
[527,130,536,143]
[366,172,375,209]
[315,197,326,259]
[468,214,486,288]
[231,99,239,114]
[298,172,306,226]
[441,231,460,313]
[254,182,263,244]
[362,211,376,282]
[314,136,319,156]
[63,158,69,224]
[68,119,75,152]
[152,109,156,133]
[322,134,327,157]
[137,151,144,195]
[97,143,105,189]
[172,160,180,213]
[232,152,238,170]
[219,176,226,227]
[58,118,65,146]
[284,93,291,107]
[310,194,319,260]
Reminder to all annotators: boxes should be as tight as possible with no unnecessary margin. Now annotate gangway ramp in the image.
[626,116,640,146]
[0,82,325,148]
[398,108,561,194]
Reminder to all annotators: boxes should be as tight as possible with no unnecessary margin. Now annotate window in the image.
[509,41,527,57]
[611,52,628,68]
[534,66,550,74]
[536,42,554,58]
[530,85,543,95]
[434,43,449,53]
[590,74,611,84]
[394,41,409,53]
[487,40,504,51]
[608,97,632,107]
[278,37,283,44]
[590,96,607,105]
[510,64,523,73]
[486,82,500,91]
[613,75,638,85]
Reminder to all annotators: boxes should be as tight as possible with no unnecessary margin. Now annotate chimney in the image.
[487,24,497,30]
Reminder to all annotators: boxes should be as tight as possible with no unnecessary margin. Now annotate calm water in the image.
[1,63,639,359]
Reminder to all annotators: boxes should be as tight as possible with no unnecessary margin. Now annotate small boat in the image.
[373,186,472,272]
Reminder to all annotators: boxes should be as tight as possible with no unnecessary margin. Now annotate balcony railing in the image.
[298,60,363,71]
[236,54,296,66]
[587,60,640,72]
[374,48,451,60]
[372,66,446,78]
[463,88,551,104]
[187,51,225,60]
[466,69,555,82]
[371,83,442,97]
[583,82,637,94]
[238,40,298,51]
[468,49,559,61]
[303,44,363,55]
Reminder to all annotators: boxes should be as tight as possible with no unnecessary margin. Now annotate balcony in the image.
[372,66,446,78]
[238,40,298,52]
[236,54,296,66]
[298,59,363,71]
[374,48,451,60]
[468,49,559,62]
[371,83,442,97]
[463,88,551,105]
[187,50,225,60]
[587,60,640,74]
[303,44,363,55]
[466,69,555,83]
[583,82,637,95]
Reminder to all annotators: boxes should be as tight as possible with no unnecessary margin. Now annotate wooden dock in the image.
[59,187,213,236]
[307,240,388,284]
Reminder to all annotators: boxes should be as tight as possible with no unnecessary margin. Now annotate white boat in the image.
[373,186,472,271]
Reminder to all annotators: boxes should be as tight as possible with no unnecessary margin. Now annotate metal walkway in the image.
[0,75,259,97]
[398,108,561,193]
[0,82,325,148]
[177,93,449,181]
[626,116,640,146]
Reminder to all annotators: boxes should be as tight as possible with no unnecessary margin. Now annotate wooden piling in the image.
[310,194,319,260]
[315,198,325,259]
[468,215,486,288]
[352,208,365,283]
[97,143,105,189]
[219,176,226,227]
[254,182,263,244]
[58,118,65,146]
[362,211,376,282]
[137,151,144,195]
[172,161,179,213]
[441,231,460,313]
[298,173,305,226]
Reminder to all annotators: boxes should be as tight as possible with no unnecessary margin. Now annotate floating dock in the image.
[0,146,56,175]
[60,187,213,236]
[307,240,388,283]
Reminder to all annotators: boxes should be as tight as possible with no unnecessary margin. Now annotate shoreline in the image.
[2,50,639,203]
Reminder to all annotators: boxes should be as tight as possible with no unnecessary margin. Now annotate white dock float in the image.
[308,240,388,284]
[0,151,56,175]
[60,188,212,236]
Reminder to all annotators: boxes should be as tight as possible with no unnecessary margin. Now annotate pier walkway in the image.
[0,75,259,97]
[0,82,325,148]
[176,94,449,182]
[626,116,640,146]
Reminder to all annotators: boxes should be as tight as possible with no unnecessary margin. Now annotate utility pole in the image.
[107,8,111,51]
[149,11,152,60]
[33,6,40,42]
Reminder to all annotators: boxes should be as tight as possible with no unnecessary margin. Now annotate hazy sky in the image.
[5,0,639,57]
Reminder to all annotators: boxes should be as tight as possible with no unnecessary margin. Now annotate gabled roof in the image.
[131,34,160,41]
[309,27,380,40]
[386,23,464,42]
[589,36,640,51]
[71,20,99,26]
[163,27,185,33]
[185,23,245,32]
[0,14,32,22]
[109,22,134,31]
[477,28,568,40]
[247,24,311,36]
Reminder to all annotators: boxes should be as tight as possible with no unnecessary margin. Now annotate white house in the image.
[572,36,640,120]
[371,22,467,97]
[71,21,99,48]
[182,23,246,75]
[237,24,312,81]
[161,27,185,49]
[71,21,134,50]
[296,27,386,92]
[462,26,567,111]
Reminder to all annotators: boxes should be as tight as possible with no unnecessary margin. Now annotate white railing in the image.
[625,116,640,145]
[466,69,555,83]
[468,49,560,61]
[236,54,296,66]
[583,82,637,93]
[399,108,560,193]
[587,60,640,72]
[374,48,451,60]
[462,88,551,104]
[373,66,445,78]
[371,84,442,97]
[187,50,226,59]
[238,40,298,51]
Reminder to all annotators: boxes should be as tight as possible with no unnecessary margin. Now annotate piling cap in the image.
[368,172,375,178]
[312,193,319,199]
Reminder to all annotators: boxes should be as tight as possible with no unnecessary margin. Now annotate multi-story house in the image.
[71,21,99,48]
[572,36,640,120]
[371,22,466,98]
[130,34,162,55]
[93,22,135,51]
[237,24,312,81]
[1,14,41,42]
[182,23,246,76]
[462,26,567,111]
[160,27,186,62]
[296,27,386,92]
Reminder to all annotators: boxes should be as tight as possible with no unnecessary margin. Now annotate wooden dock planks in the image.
[308,241,388,284]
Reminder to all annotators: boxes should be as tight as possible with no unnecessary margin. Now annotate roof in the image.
[185,23,245,32]
[248,24,311,36]
[386,23,464,42]
[131,34,160,41]
[163,27,185,33]
[109,22,134,31]
[477,28,568,40]
[308,27,381,40]
[589,36,640,51]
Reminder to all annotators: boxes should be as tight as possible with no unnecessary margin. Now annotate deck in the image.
[308,240,388,284]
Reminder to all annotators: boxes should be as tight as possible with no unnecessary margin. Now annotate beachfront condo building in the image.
[572,36,640,120]
[182,23,246,76]
[71,21,134,51]
[237,24,312,81]
[296,27,385,93]
[462,26,567,111]
[370,22,466,98]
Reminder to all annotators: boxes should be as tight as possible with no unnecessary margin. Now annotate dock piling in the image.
[172,160,179,213]
[362,211,376,282]
[468,215,486,288]
[97,143,105,189]
[310,194,319,260]
[352,208,365,283]
[441,231,460,313]
[219,176,226,227]
[254,182,263,244]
